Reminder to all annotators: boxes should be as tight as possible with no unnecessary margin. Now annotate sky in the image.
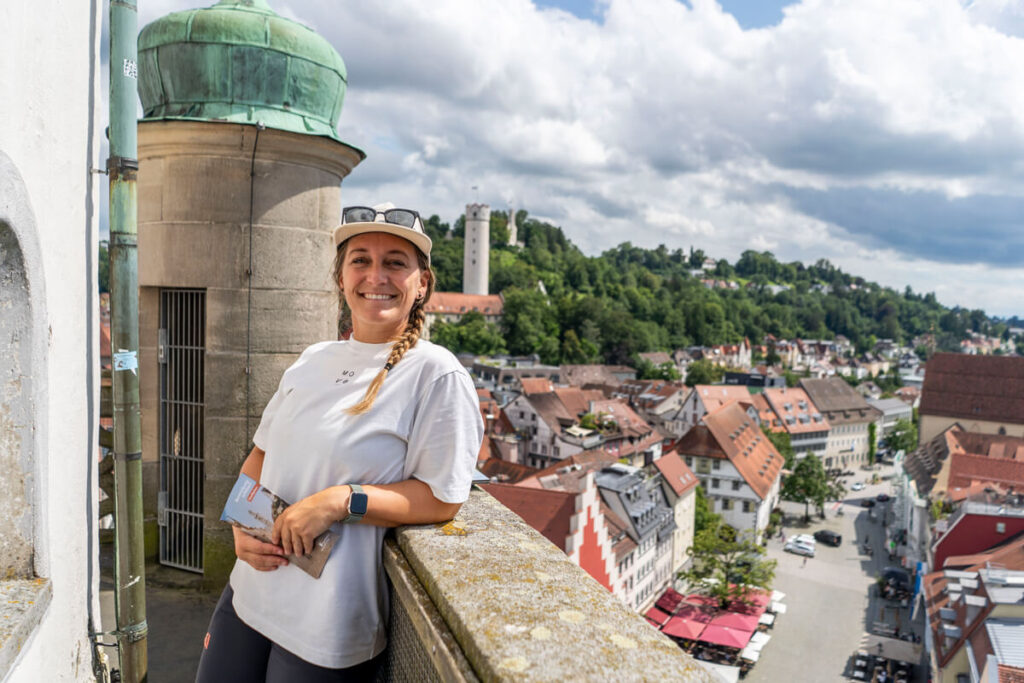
[108,0,1024,318]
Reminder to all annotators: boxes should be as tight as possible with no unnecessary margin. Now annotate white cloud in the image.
[118,0,1024,316]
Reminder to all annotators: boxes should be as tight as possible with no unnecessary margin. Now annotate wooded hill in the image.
[424,210,1010,366]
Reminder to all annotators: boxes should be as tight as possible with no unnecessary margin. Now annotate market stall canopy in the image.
[710,611,760,631]
[645,606,672,626]
[674,604,715,624]
[662,615,708,641]
[858,633,923,664]
[656,588,685,613]
[698,624,754,649]
[684,594,720,608]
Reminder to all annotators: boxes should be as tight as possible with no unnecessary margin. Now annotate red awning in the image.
[710,611,760,631]
[683,594,719,608]
[662,615,708,640]
[674,604,715,623]
[645,606,672,626]
[656,590,685,613]
[699,624,754,649]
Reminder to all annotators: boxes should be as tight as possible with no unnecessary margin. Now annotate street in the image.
[747,464,925,683]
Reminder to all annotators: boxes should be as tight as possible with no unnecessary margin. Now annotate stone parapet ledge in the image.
[393,489,714,682]
[0,578,52,678]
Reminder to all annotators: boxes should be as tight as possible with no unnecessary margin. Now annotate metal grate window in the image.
[158,288,206,573]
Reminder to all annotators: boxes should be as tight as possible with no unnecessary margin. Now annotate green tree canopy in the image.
[781,453,830,520]
[429,311,507,356]
[887,418,918,455]
[683,520,776,609]
[685,359,724,387]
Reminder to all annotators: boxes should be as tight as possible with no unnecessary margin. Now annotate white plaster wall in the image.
[0,0,102,679]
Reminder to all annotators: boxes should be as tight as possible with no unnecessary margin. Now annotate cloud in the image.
[122,0,1024,316]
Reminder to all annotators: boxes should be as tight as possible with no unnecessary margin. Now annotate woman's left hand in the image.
[271,486,347,557]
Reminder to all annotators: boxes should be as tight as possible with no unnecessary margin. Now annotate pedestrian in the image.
[802,555,808,567]
[195,204,484,682]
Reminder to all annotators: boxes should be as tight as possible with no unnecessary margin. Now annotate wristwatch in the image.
[345,484,368,524]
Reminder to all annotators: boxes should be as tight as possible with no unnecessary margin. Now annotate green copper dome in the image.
[138,0,353,143]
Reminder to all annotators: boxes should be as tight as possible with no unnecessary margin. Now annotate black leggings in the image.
[195,585,383,683]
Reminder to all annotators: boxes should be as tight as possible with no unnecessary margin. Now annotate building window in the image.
[712,459,721,470]
[743,501,752,513]
[685,456,693,466]
[732,480,741,491]
[722,499,733,511]
[711,478,720,489]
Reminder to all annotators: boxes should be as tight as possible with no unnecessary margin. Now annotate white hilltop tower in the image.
[463,203,490,295]
[507,204,518,246]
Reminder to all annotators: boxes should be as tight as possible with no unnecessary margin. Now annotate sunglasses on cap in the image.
[341,206,421,229]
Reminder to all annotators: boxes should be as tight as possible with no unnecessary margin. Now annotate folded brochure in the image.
[221,473,338,579]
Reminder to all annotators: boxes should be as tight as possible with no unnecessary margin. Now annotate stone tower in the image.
[135,0,363,584]
[507,205,518,246]
[463,203,490,295]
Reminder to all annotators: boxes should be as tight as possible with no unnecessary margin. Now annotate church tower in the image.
[463,203,490,295]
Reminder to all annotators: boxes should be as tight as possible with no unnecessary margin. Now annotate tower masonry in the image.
[463,203,490,295]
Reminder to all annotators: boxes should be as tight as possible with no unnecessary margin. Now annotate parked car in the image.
[851,482,865,491]
[860,499,876,508]
[792,534,817,546]
[876,493,891,502]
[784,540,815,557]
[814,530,842,547]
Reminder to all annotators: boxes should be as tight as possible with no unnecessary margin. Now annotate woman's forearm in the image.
[240,446,265,481]
[322,479,461,528]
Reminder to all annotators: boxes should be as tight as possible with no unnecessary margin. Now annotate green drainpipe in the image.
[108,0,148,679]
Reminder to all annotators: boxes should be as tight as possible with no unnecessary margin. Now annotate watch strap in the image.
[344,483,367,524]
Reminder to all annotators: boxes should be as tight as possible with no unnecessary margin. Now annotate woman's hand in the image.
[233,526,288,571]
[271,486,348,557]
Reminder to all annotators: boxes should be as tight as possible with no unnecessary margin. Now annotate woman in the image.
[196,203,484,682]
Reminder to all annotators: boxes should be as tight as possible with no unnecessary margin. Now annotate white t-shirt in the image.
[229,338,483,668]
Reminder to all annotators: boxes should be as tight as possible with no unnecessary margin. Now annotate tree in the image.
[635,357,681,381]
[98,240,110,293]
[693,485,720,534]
[887,418,918,455]
[761,425,795,469]
[683,520,776,609]
[684,359,723,387]
[781,454,829,521]
[429,311,507,356]
[868,422,877,465]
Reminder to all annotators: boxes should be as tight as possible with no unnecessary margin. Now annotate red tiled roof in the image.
[100,320,111,363]
[424,292,503,316]
[554,387,607,418]
[943,535,1024,570]
[480,482,576,551]
[520,377,554,395]
[653,451,699,497]
[1000,665,1024,683]
[921,353,1024,425]
[761,387,830,435]
[679,401,783,500]
[948,451,1024,495]
[692,385,752,414]
[478,457,538,485]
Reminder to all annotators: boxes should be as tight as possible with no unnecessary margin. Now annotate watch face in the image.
[350,493,369,516]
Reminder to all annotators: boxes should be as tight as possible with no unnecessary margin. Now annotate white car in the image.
[784,540,815,557]
[851,482,865,491]
[792,534,817,546]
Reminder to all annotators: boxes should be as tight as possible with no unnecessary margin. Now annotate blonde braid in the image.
[347,302,427,415]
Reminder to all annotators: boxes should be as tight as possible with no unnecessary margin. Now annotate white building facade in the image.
[0,1,103,679]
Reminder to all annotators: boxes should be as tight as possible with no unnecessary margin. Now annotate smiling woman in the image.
[195,203,483,682]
